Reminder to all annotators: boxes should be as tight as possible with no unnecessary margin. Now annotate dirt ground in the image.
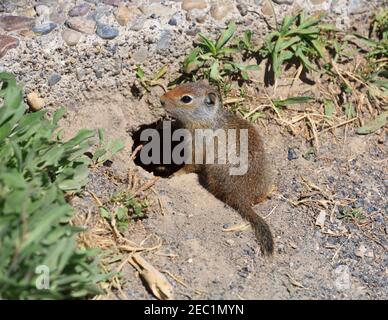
[62,84,387,300]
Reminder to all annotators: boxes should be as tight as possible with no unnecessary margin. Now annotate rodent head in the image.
[160,81,221,126]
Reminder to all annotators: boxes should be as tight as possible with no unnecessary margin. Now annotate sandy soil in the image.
[64,86,387,300]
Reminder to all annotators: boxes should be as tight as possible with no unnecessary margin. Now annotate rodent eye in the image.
[180,95,192,104]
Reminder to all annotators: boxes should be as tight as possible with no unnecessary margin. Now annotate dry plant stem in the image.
[307,115,320,151]
[224,97,245,105]
[162,270,189,288]
[331,234,352,263]
[133,176,160,196]
[263,204,279,219]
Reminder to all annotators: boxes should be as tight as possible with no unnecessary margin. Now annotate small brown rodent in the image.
[160,81,274,255]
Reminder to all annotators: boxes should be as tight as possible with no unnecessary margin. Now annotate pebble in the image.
[168,17,177,26]
[310,0,326,4]
[68,3,90,17]
[139,4,174,17]
[261,0,274,16]
[96,24,119,40]
[237,3,248,16]
[0,15,35,31]
[104,0,121,6]
[186,9,207,23]
[114,5,132,26]
[34,4,50,17]
[32,22,57,35]
[182,0,207,11]
[273,0,294,4]
[156,30,171,50]
[0,1,15,13]
[61,29,81,46]
[48,73,61,86]
[210,1,235,20]
[0,35,19,58]
[76,68,86,81]
[130,18,145,31]
[333,265,351,291]
[27,92,45,111]
[287,148,298,160]
[132,47,148,63]
[315,210,326,228]
[66,17,96,34]
[355,244,367,258]
[50,5,67,25]
[225,239,235,246]
[349,0,368,14]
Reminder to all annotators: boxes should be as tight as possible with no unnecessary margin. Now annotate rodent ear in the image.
[205,92,217,107]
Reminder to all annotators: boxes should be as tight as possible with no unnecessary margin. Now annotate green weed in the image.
[0,72,110,299]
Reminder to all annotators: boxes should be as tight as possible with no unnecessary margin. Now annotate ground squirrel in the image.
[160,81,274,255]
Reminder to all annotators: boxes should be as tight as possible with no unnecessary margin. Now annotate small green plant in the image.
[0,72,109,299]
[99,190,149,232]
[337,208,367,223]
[183,21,259,83]
[135,65,168,92]
[260,12,336,78]
[93,129,124,165]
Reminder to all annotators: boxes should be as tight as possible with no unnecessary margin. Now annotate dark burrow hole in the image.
[130,119,185,177]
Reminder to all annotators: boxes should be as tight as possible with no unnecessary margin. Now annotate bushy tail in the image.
[238,204,274,255]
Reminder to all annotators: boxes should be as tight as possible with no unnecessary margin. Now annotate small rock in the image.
[210,1,234,20]
[168,17,177,26]
[186,27,201,36]
[315,210,326,228]
[236,3,248,16]
[182,0,207,11]
[94,67,103,79]
[309,0,326,4]
[22,7,37,18]
[68,3,90,17]
[27,92,45,111]
[273,0,294,4]
[261,0,274,16]
[96,24,119,40]
[104,0,121,6]
[76,68,86,81]
[355,244,367,258]
[333,265,351,291]
[139,3,174,17]
[0,1,15,13]
[349,0,368,14]
[114,5,132,26]
[0,34,19,58]
[66,17,96,34]
[48,73,61,86]
[156,30,171,50]
[287,148,298,160]
[32,22,57,35]
[130,18,145,31]
[365,250,374,258]
[132,47,148,63]
[34,4,50,17]
[225,239,235,246]
[50,5,67,25]
[186,9,207,23]
[0,15,35,31]
[62,29,81,46]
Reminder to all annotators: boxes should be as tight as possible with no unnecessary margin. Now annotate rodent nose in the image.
[160,98,166,107]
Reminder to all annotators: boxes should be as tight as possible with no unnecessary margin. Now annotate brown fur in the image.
[160,81,274,255]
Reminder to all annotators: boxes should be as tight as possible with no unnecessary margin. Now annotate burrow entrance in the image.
[131,119,185,177]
